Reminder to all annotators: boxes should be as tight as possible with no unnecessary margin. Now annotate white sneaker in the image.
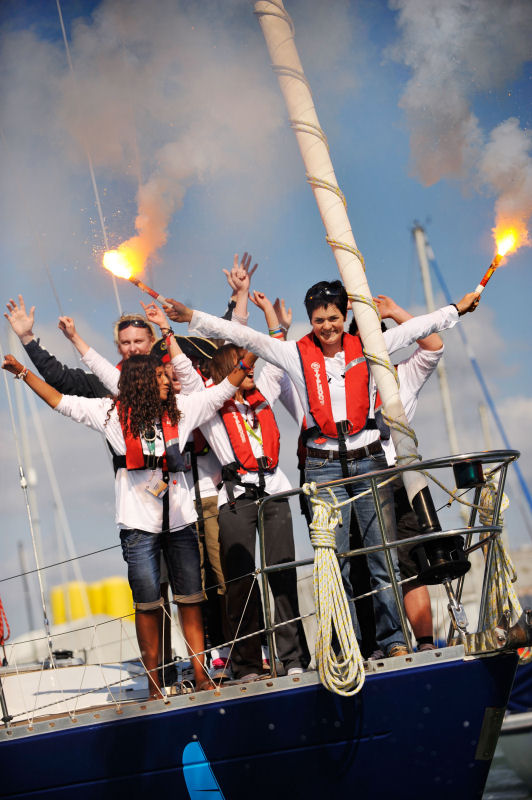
[287,667,304,676]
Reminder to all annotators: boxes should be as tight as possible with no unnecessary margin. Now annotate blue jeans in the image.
[120,525,204,609]
[305,451,405,652]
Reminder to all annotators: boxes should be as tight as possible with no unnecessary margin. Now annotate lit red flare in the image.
[102,249,170,305]
[475,223,527,294]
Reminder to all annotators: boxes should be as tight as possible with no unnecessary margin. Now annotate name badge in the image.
[145,476,169,499]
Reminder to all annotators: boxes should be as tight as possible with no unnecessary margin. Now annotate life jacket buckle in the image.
[145,453,159,471]
[256,455,271,471]
[336,419,354,437]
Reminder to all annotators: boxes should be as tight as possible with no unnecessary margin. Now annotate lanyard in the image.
[244,418,263,447]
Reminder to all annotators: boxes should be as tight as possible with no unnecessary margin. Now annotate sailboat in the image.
[1,2,531,798]
[0,390,528,798]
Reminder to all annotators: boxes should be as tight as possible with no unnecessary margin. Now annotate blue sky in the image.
[1,0,531,636]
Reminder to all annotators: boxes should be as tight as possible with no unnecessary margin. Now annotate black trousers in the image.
[218,494,310,679]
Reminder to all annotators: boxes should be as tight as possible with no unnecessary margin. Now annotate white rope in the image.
[303,483,365,696]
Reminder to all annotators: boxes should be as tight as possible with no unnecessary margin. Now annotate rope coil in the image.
[303,483,365,696]
[477,480,524,637]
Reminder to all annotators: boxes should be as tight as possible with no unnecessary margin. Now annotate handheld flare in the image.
[475,227,519,295]
[128,276,170,305]
[102,250,170,305]
[475,253,503,295]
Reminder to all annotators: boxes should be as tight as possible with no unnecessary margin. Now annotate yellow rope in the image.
[291,119,329,150]
[347,292,379,316]
[421,466,505,513]
[327,240,365,270]
[272,64,309,89]
[306,174,347,208]
[477,480,524,628]
[303,483,366,696]
[255,2,296,37]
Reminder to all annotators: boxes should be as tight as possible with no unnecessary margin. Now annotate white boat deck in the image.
[2,663,149,722]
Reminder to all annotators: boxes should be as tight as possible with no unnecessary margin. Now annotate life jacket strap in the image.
[218,462,242,509]
[113,454,168,471]
[336,420,352,494]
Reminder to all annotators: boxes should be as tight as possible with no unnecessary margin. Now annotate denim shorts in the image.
[120,525,203,610]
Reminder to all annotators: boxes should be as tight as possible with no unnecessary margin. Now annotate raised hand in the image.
[249,290,274,314]
[455,292,481,315]
[163,299,193,324]
[2,354,24,376]
[4,295,35,344]
[374,295,404,322]
[249,290,281,333]
[57,316,89,356]
[141,301,168,330]
[58,316,77,340]
[273,297,292,331]
[223,252,258,295]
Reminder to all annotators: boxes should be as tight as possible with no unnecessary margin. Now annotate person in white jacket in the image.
[2,339,257,699]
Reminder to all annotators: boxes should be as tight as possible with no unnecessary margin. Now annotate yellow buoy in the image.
[102,576,134,619]
[50,585,67,626]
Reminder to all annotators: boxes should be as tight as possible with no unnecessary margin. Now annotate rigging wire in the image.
[0,343,55,663]
[55,0,122,316]
[0,497,275,584]
[426,245,532,536]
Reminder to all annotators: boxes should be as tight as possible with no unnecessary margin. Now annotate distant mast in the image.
[255,0,438,527]
[412,225,461,458]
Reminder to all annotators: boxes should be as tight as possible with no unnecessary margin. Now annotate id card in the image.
[145,476,169,499]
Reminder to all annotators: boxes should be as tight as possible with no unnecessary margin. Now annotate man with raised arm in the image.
[4,295,156,397]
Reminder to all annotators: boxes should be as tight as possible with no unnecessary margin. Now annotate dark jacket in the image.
[24,338,110,398]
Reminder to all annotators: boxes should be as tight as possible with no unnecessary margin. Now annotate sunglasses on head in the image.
[117,318,150,332]
[305,286,343,303]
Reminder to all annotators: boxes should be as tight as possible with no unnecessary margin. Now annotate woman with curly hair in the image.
[3,342,257,699]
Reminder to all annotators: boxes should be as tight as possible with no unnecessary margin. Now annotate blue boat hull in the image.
[1,649,518,799]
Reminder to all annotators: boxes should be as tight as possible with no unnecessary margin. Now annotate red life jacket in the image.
[296,332,376,438]
[219,388,280,474]
[185,428,210,457]
[116,402,183,471]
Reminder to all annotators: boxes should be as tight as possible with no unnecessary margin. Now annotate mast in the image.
[413,225,462,457]
[418,227,532,529]
[17,542,36,638]
[255,1,439,530]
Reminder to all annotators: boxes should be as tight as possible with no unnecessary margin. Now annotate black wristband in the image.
[451,303,460,316]
[161,327,174,337]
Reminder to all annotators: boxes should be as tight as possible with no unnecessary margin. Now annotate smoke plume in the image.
[388,0,532,242]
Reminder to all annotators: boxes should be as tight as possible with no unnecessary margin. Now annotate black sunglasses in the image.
[117,318,150,332]
[305,286,343,303]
